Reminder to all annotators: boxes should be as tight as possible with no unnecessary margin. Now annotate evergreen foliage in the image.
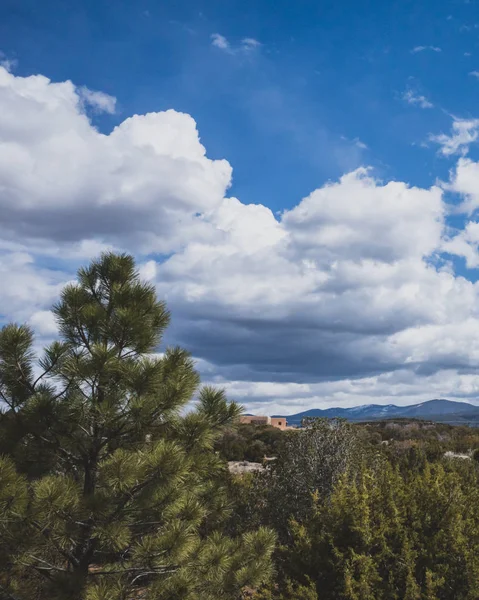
[256,442,479,599]
[0,253,275,600]
[255,418,361,541]
[251,578,318,600]
[287,458,479,599]
[215,423,285,462]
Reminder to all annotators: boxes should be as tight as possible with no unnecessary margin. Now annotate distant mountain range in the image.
[273,399,479,426]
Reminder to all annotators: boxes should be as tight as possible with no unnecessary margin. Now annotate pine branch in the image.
[49,377,75,402]
[130,569,178,586]
[73,309,92,354]
[26,518,79,567]
[32,345,68,389]
[14,361,34,394]
[25,555,67,572]
[37,435,84,466]
[88,566,179,579]
[104,476,160,525]
[0,387,16,411]
[0,583,24,600]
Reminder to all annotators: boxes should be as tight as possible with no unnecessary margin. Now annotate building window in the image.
[278,421,282,425]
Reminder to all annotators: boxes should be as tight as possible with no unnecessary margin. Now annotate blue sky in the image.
[4,0,479,412]
[4,0,478,206]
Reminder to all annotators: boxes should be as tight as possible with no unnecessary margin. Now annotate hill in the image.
[273,399,479,426]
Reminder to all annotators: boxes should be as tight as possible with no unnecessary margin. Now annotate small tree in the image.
[0,253,275,600]
[256,418,361,541]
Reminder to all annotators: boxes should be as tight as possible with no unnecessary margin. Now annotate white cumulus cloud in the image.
[403,89,434,109]
[211,33,230,50]
[241,38,261,49]
[430,118,479,156]
[78,86,117,114]
[210,34,261,54]
[411,45,442,53]
[0,66,232,254]
[3,67,479,411]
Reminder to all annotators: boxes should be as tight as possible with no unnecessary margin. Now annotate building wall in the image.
[270,417,288,431]
[239,415,288,430]
[239,416,271,426]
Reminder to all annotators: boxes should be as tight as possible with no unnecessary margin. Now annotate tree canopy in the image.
[0,253,275,600]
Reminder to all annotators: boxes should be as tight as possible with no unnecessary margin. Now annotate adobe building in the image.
[239,415,288,431]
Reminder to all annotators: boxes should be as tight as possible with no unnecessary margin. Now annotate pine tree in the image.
[0,253,275,600]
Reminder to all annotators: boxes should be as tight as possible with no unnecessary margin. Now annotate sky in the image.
[4,1,479,414]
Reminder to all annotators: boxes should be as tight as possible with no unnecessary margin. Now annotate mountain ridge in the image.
[272,399,479,426]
